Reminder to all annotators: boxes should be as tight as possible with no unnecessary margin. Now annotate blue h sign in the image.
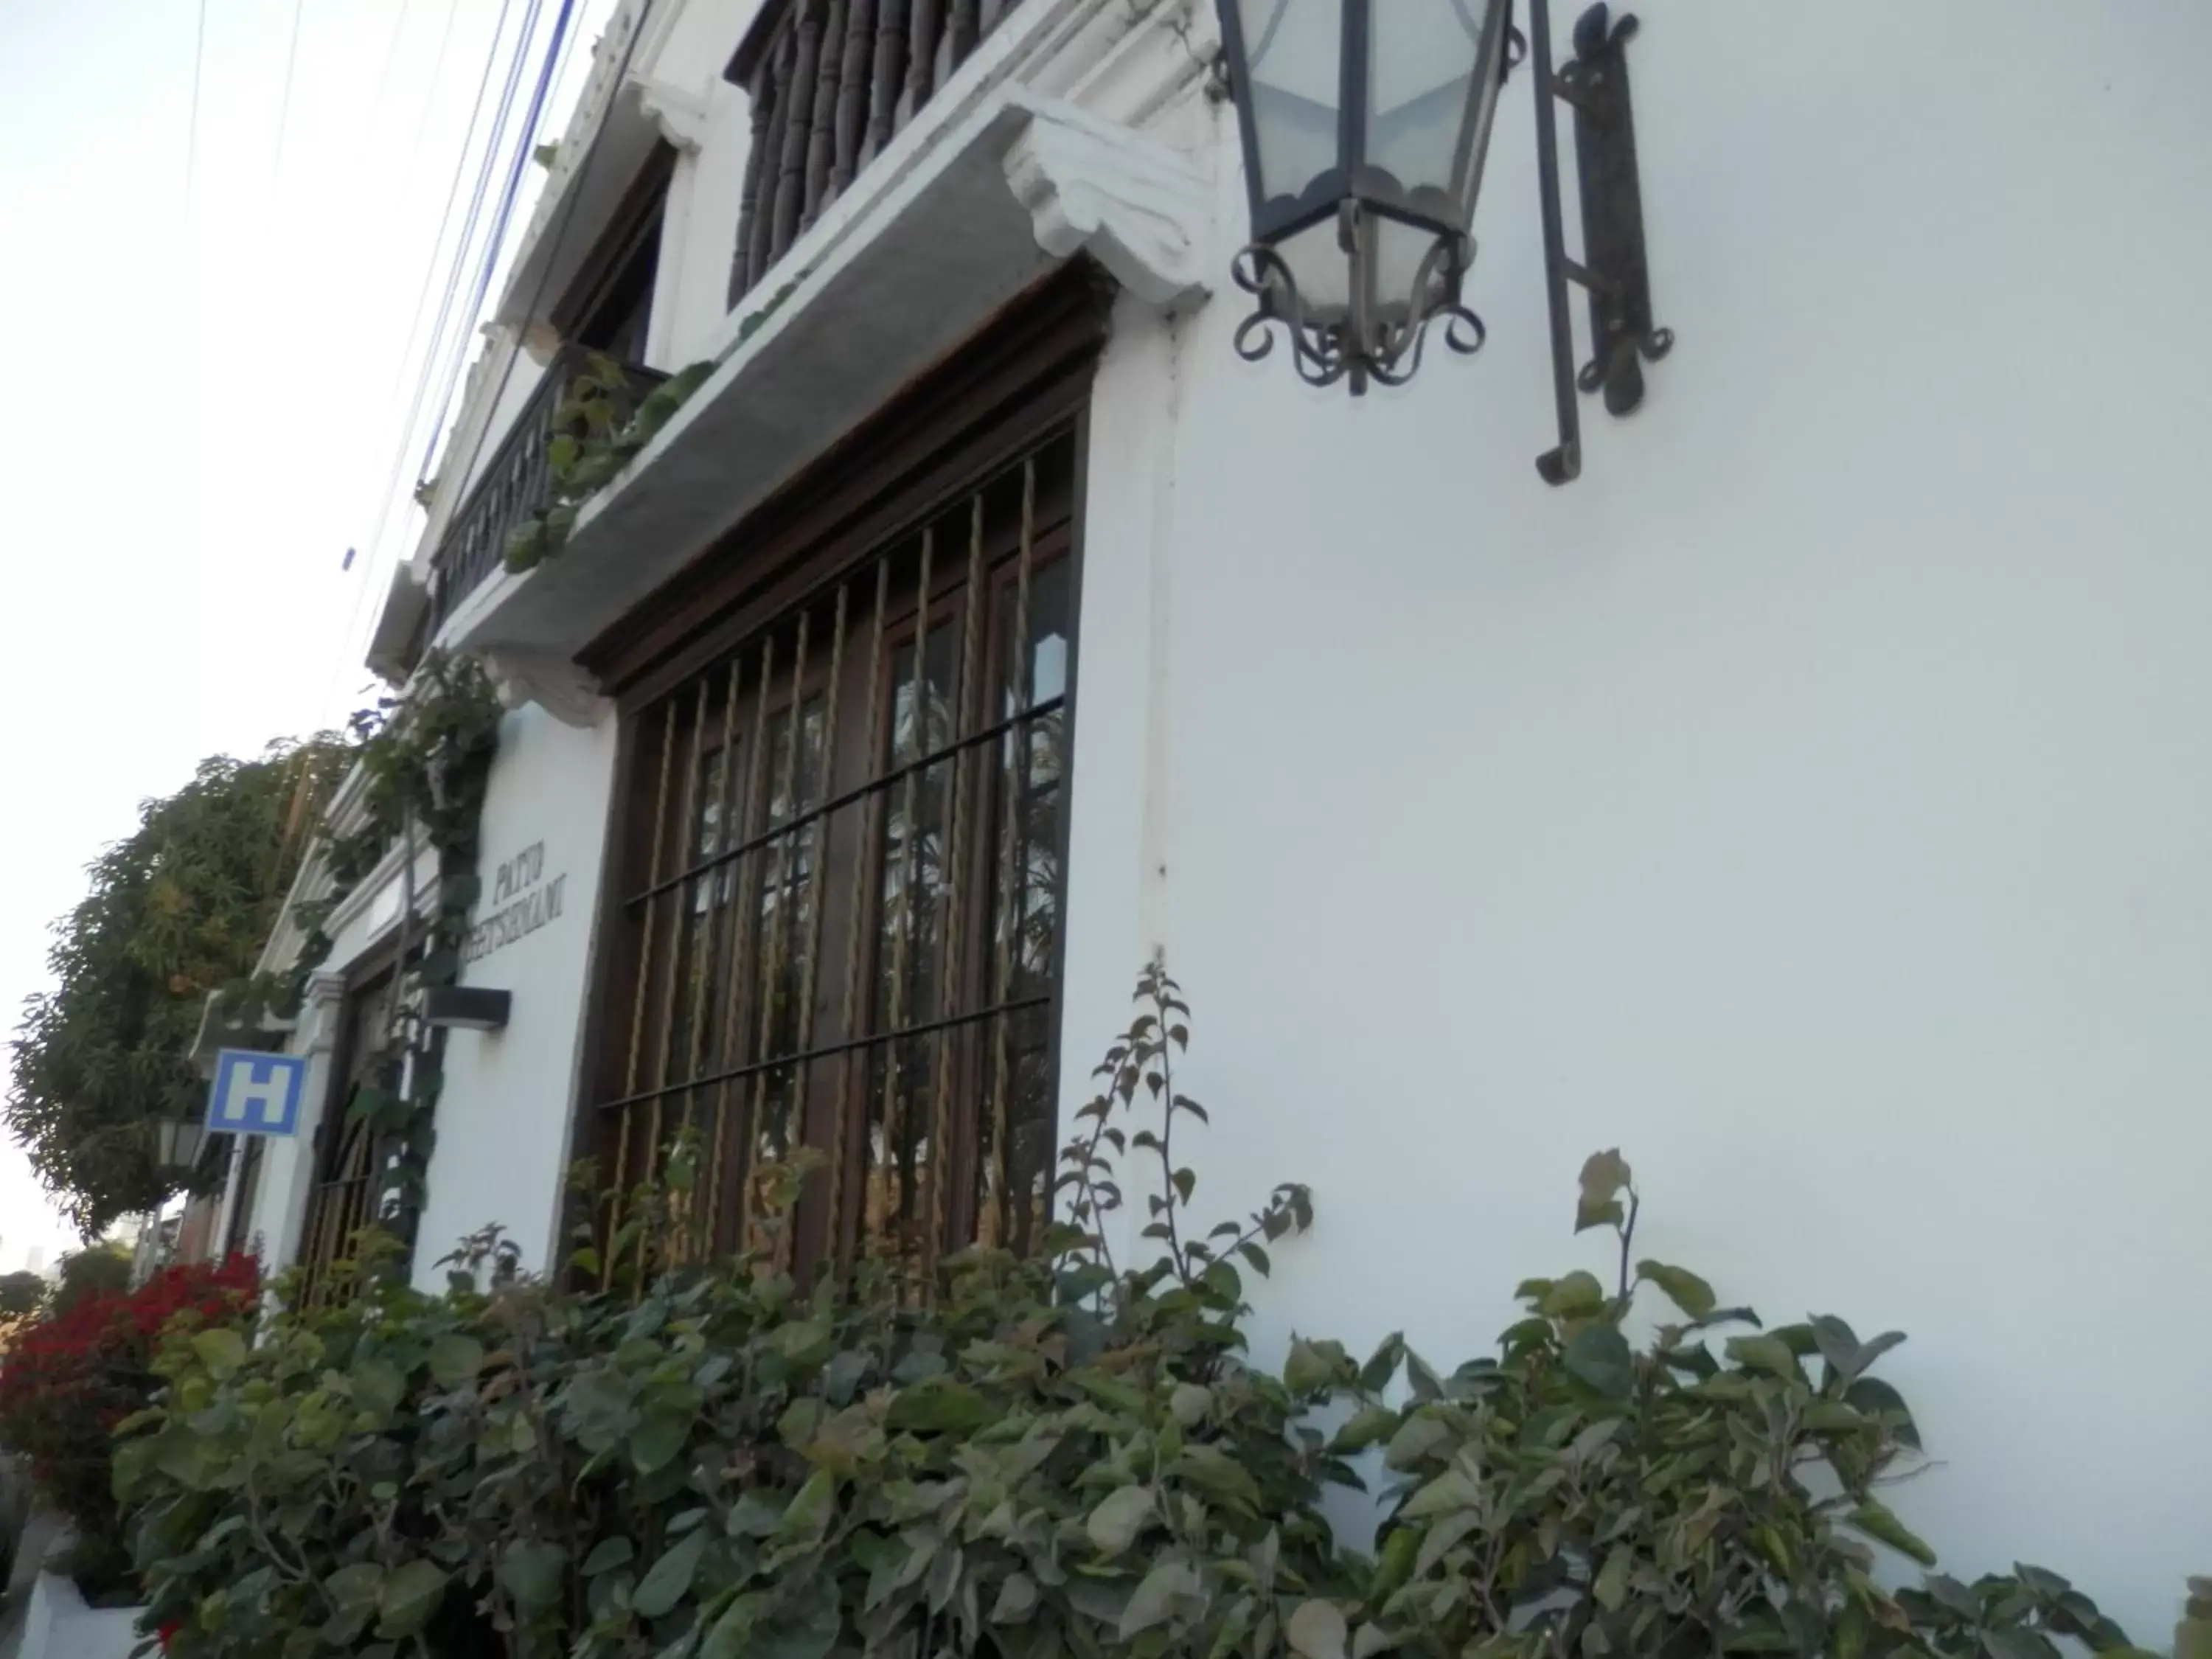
[206,1049,309,1138]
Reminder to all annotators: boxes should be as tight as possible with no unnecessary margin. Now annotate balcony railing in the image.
[726,0,1018,310]
[424,344,664,641]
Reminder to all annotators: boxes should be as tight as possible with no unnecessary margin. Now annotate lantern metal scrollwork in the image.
[1215,0,1669,483]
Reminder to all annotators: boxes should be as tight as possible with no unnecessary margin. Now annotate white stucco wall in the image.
[411,701,620,1284]
[1063,0,2212,1638]
[15,1573,140,1659]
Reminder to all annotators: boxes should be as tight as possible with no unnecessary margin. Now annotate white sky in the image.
[0,0,616,1267]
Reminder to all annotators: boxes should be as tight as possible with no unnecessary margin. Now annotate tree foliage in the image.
[0,1271,43,1323]
[7,740,350,1234]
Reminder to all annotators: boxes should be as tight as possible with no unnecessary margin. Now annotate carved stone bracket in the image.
[633,76,711,153]
[303,972,349,1056]
[1003,95,1212,309]
[481,647,611,728]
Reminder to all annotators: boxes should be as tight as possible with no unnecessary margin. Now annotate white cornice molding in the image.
[1003,94,1211,307]
[481,647,611,728]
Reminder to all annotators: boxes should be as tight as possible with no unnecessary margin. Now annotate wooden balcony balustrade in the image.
[424,344,665,640]
[726,0,1020,309]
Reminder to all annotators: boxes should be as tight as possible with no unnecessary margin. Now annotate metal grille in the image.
[597,428,1077,1278]
[728,0,1018,309]
[294,970,400,1308]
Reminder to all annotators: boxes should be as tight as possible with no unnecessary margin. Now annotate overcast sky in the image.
[0,0,615,1267]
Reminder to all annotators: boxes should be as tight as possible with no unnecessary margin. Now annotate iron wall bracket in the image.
[1530,1,1671,485]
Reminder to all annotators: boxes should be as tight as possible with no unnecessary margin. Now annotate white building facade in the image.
[239,0,2211,1632]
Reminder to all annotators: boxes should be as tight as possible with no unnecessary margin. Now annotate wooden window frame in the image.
[570,264,1113,1281]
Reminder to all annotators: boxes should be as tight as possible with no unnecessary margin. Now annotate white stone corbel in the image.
[303,972,349,1056]
[1004,95,1212,309]
[633,76,712,154]
[481,647,611,728]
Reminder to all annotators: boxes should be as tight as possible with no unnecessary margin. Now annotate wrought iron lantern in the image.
[1217,0,1670,482]
[150,1116,209,1175]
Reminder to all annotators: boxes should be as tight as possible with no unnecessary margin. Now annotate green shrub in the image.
[119,970,1351,1659]
[113,978,2197,1659]
[1349,1151,2154,1659]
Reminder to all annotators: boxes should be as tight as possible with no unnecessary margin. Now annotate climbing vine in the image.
[219,650,504,1253]
[501,355,714,573]
[502,281,799,574]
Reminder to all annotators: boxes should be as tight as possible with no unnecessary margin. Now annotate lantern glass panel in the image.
[1365,0,1509,223]
[1235,0,1341,212]
[1273,217,1349,319]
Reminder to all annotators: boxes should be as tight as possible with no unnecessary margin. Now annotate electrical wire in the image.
[319,0,530,713]
[335,0,641,706]
[371,0,418,119]
[183,0,209,223]
[271,0,307,184]
[412,0,566,482]
[416,0,649,549]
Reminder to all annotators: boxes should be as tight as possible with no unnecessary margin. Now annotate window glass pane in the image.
[599,435,1079,1277]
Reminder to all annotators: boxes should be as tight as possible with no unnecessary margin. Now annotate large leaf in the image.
[754,1578,841,1659]
[1845,1377,1922,1450]
[633,1528,707,1618]
[191,1328,247,1381]
[700,1594,763,1659]
[1289,1599,1350,1659]
[428,1334,483,1388]
[1635,1261,1717,1319]
[1562,1324,1635,1399]
[1121,1559,1203,1639]
[1539,1272,1608,1319]
[373,1561,448,1639]
[1846,1500,1935,1567]
[498,1541,567,1613]
[1725,1335,1799,1380]
[1086,1484,1156,1557]
[886,1377,996,1433]
[1576,1150,1632,1232]
[991,1574,1040,1625]
[1332,1405,1399,1455]
[1984,1631,2060,1659]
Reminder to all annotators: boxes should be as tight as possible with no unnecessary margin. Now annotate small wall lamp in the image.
[422,986,512,1032]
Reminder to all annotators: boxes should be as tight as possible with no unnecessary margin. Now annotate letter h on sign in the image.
[206,1049,310,1138]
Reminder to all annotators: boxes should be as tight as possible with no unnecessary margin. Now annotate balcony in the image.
[423,344,664,643]
[724,0,1021,309]
[433,0,1211,705]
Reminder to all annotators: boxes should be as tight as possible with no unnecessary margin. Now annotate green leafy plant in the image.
[503,356,714,573]
[0,1256,257,1602]
[2177,1581,2211,1659]
[1350,1152,2152,1659]
[7,739,350,1232]
[111,1076,2197,1659]
[500,278,805,577]
[219,651,503,1257]
[120,972,1351,1659]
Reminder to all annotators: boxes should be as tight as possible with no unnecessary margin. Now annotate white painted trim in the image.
[481,647,612,728]
[1004,95,1211,306]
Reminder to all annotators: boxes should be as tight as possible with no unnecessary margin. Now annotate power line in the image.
[183,0,209,224]
[320,0,535,714]
[371,0,418,119]
[408,0,554,481]
[271,0,307,184]
[334,0,643,709]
